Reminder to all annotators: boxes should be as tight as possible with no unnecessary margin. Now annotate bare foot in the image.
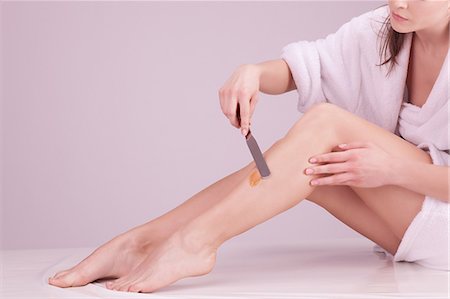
[47,224,167,288]
[105,230,217,293]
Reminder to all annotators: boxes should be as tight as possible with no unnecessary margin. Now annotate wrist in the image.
[253,63,264,79]
[241,61,268,84]
[240,63,263,80]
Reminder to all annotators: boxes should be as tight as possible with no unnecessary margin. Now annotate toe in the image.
[115,277,134,292]
[52,272,77,287]
[127,276,158,293]
[118,276,142,292]
[118,283,132,292]
[109,276,126,290]
[52,267,95,287]
[49,274,69,287]
[52,269,70,280]
[113,280,127,291]
[128,282,144,293]
[49,271,70,286]
[105,280,116,289]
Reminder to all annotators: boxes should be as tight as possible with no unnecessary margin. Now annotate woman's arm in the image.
[390,159,449,202]
[218,59,295,133]
[255,59,297,95]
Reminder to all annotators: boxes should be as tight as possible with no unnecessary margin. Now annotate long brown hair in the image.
[375,4,407,77]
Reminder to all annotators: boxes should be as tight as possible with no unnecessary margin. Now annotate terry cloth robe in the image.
[280,5,449,271]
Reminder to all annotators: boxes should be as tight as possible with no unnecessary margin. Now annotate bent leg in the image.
[306,185,401,256]
[149,102,432,247]
[184,117,342,249]
[182,101,432,249]
[352,185,427,241]
[304,103,434,240]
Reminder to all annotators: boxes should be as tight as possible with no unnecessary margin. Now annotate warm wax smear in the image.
[249,170,261,187]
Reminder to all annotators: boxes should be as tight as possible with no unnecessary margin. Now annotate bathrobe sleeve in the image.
[280,13,369,114]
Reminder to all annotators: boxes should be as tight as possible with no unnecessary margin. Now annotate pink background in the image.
[1,1,384,249]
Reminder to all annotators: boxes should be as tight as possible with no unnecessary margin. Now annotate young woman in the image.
[48,0,449,293]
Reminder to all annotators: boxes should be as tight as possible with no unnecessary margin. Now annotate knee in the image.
[302,102,345,124]
[283,103,342,141]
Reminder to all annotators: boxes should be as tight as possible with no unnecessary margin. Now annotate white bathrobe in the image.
[280,5,449,271]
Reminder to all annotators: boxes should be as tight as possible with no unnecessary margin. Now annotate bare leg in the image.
[302,103,433,241]
[124,161,256,242]
[48,102,332,291]
[105,106,341,292]
[182,103,432,252]
[108,103,437,293]
[306,185,401,256]
[50,103,433,293]
[48,159,256,286]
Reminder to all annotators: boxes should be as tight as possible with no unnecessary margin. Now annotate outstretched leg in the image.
[51,102,340,292]
[48,157,256,287]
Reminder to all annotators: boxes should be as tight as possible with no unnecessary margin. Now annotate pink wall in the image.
[1,1,384,249]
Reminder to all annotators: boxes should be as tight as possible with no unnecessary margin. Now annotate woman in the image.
[48,0,449,293]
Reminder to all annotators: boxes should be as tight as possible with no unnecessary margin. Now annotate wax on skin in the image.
[249,170,262,187]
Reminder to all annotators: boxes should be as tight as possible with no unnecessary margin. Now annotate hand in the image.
[304,141,394,188]
[218,64,261,136]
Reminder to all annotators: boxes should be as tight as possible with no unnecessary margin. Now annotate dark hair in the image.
[375,4,407,77]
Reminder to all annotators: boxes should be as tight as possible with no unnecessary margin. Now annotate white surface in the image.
[1,238,449,299]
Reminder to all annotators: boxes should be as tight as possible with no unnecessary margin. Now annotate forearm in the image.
[255,59,297,95]
[391,159,450,202]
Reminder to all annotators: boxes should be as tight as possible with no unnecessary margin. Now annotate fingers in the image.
[218,88,255,134]
[310,172,354,186]
[309,151,351,164]
[219,88,239,129]
[238,96,251,136]
[338,142,372,150]
[249,93,258,123]
[229,96,240,129]
[218,64,260,133]
[304,162,350,175]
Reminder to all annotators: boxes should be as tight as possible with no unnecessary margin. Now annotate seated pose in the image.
[48,0,449,293]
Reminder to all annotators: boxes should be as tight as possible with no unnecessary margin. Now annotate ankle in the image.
[175,223,220,260]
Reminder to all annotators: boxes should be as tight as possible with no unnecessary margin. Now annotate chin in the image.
[392,28,411,34]
[391,23,412,34]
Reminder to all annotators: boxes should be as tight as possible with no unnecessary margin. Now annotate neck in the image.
[414,19,449,53]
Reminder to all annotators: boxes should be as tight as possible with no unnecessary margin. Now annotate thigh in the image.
[351,185,427,241]
[294,103,433,164]
[306,185,401,256]
[302,103,433,241]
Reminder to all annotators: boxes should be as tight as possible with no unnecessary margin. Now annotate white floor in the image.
[1,237,449,299]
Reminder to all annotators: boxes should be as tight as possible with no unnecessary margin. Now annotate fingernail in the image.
[305,168,314,175]
[309,158,317,163]
[242,128,247,136]
[311,180,318,185]
[339,143,347,148]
